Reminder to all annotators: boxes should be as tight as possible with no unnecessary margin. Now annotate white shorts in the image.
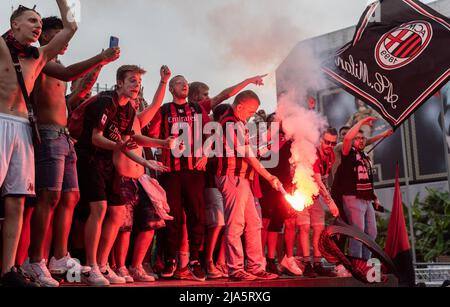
[204,188,225,228]
[0,113,35,197]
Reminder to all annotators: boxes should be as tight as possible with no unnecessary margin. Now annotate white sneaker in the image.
[142,262,159,280]
[82,265,110,286]
[100,264,126,284]
[129,265,156,282]
[49,253,83,275]
[334,264,352,277]
[116,267,134,283]
[22,258,59,287]
[280,256,303,276]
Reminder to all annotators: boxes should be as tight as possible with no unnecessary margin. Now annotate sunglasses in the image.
[323,140,337,146]
[17,4,38,12]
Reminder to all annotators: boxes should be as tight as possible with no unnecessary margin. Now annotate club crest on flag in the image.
[375,21,433,70]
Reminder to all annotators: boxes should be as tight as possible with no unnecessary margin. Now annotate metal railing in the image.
[415,263,450,287]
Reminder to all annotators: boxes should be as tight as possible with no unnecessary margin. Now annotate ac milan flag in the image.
[322,0,450,128]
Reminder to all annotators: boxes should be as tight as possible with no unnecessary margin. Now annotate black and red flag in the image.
[385,163,415,287]
[322,0,450,128]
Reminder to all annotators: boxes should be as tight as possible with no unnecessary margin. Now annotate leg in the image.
[84,201,107,266]
[2,197,25,275]
[29,191,61,262]
[115,231,131,268]
[284,218,297,258]
[97,205,126,267]
[131,230,154,268]
[53,191,80,259]
[342,196,366,258]
[299,224,311,261]
[15,204,34,266]
[182,171,206,262]
[215,176,246,276]
[243,182,264,274]
[363,201,377,260]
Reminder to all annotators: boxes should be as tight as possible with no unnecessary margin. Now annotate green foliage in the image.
[409,188,450,262]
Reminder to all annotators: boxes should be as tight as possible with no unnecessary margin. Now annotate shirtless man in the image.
[0,1,77,286]
[112,98,176,283]
[20,16,119,287]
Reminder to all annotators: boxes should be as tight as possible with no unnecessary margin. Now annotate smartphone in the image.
[109,36,119,48]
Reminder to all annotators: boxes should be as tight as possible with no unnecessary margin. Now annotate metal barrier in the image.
[415,263,450,287]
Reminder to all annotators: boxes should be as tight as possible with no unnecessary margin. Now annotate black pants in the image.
[159,170,205,262]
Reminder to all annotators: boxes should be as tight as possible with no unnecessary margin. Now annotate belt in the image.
[38,124,70,136]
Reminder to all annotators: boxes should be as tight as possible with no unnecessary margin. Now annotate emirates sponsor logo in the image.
[375,21,433,70]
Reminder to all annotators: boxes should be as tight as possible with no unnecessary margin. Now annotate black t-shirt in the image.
[75,91,135,159]
[334,147,375,200]
[260,139,294,193]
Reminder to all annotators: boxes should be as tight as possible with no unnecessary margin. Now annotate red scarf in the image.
[2,29,39,59]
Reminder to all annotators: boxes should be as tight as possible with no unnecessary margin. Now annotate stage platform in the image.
[61,274,398,288]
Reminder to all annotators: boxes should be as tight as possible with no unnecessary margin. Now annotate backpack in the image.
[68,91,116,140]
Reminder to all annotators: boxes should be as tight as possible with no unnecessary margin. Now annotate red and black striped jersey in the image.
[145,100,211,172]
[215,108,255,180]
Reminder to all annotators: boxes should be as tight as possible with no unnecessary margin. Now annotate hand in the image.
[248,74,268,86]
[165,136,177,150]
[268,175,282,191]
[100,47,120,65]
[160,65,171,83]
[144,160,169,172]
[382,129,394,138]
[361,117,378,127]
[194,156,208,171]
[327,199,340,217]
[119,138,138,152]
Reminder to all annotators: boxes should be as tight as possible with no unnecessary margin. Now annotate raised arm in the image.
[138,66,171,128]
[366,128,394,146]
[342,117,377,156]
[43,48,120,82]
[209,74,267,109]
[41,0,78,62]
[67,66,102,110]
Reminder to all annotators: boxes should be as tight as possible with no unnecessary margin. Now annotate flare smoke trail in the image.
[275,43,329,209]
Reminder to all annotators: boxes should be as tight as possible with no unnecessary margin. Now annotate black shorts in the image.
[114,176,164,232]
[260,189,295,233]
[77,154,115,205]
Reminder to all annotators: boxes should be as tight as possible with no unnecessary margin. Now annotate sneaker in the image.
[334,264,352,278]
[116,267,134,283]
[82,265,110,286]
[266,259,281,276]
[129,265,155,282]
[0,266,39,287]
[302,262,318,278]
[230,270,257,281]
[188,261,206,281]
[280,256,303,276]
[250,270,279,280]
[173,266,195,280]
[216,263,229,278]
[49,253,83,275]
[161,259,177,278]
[100,264,126,284]
[142,262,159,280]
[22,259,59,287]
[314,262,337,277]
[206,262,223,279]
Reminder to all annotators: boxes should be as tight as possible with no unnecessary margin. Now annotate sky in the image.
[1,0,437,113]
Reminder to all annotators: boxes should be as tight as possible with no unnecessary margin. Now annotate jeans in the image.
[342,195,377,260]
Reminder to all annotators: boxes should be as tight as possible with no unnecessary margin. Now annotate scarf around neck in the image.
[2,29,39,59]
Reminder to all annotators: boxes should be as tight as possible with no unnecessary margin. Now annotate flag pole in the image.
[400,122,417,264]
[438,94,450,194]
